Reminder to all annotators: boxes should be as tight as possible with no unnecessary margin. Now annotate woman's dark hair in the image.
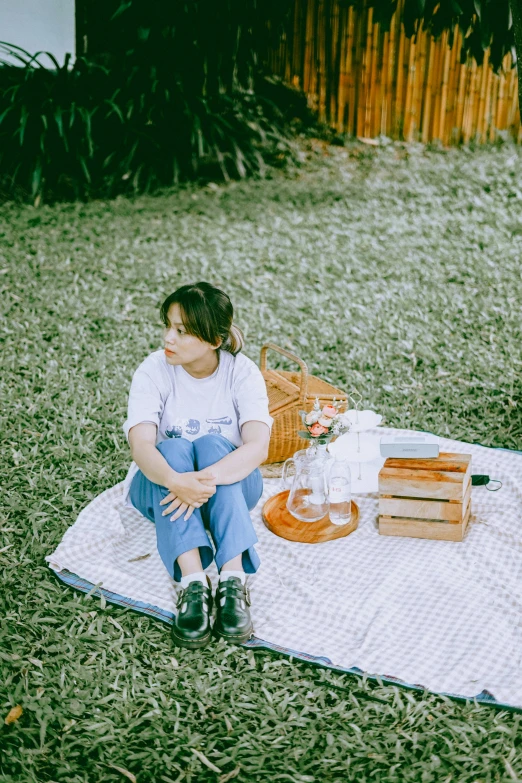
[160,282,245,356]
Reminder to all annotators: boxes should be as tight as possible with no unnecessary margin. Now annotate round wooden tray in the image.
[262,490,359,543]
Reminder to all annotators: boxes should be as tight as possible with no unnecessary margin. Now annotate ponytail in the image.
[221,323,245,356]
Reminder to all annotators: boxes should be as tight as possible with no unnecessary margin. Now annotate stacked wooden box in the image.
[378,452,472,541]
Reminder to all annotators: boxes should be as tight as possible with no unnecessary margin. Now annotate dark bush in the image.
[0,49,308,203]
[0,0,309,203]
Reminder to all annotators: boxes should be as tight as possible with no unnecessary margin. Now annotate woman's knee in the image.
[193,434,232,468]
[157,437,195,470]
[245,469,263,511]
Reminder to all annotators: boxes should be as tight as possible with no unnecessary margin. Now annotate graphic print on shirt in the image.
[205,416,233,435]
[165,418,201,439]
[185,419,201,435]
[165,424,183,438]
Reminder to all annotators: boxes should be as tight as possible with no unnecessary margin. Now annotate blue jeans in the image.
[129,434,263,582]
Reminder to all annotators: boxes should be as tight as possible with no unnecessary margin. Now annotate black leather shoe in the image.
[214,577,253,644]
[171,578,213,649]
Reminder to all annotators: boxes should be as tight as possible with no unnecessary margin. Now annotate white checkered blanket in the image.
[46,429,522,708]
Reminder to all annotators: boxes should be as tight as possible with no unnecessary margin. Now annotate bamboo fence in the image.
[265,0,521,144]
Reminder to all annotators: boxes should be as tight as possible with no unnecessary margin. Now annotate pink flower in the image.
[322,405,337,418]
[318,416,333,428]
[310,423,329,437]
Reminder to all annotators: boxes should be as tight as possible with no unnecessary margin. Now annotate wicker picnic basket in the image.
[259,342,349,464]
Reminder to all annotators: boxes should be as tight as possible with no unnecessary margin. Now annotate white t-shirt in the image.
[121,348,273,507]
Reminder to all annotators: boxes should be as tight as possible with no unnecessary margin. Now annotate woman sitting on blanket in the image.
[122,281,273,649]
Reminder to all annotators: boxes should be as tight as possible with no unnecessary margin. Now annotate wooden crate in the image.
[378,452,472,541]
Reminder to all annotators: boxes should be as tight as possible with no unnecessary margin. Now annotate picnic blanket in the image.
[46,428,522,709]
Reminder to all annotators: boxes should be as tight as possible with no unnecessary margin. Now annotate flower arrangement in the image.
[298,397,350,446]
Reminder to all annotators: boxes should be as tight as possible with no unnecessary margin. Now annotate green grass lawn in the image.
[1,139,522,782]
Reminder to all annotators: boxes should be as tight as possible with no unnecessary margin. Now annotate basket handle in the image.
[259,342,308,402]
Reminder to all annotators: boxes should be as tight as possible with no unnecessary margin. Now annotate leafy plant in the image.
[0,0,303,204]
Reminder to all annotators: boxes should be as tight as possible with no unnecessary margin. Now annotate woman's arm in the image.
[155,421,269,521]
[129,422,178,488]
[128,423,217,509]
[210,420,270,485]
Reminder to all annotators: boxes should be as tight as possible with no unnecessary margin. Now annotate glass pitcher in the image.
[281,444,333,523]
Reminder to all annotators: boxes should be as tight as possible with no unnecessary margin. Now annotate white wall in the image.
[0,0,75,67]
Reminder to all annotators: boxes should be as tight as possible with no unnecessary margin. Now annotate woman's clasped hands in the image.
[160,467,217,522]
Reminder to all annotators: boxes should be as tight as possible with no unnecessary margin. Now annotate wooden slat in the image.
[462,58,475,143]
[393,20,405,137]
[443,28,459,145]
[482,56,493,143]
[380,467,467,484]
[506,68,519,133]
[379,480,471,522]
[361,6,374,138]
[496,59,506,130]
[489,69,500,141]
[381,453,471,472]
[317,0,326,121]
[336,0,348,132]
[421,37,430,143]
[379,497,465,522]
[437,32,450,142]
[379,499,471,542]
[428,32,442,141]
[345,5,356,135]
[416,27,428,141]
[403,35,416,141]
[477,49,490,143]
[379,452,471,502]
[381,25,391,135]
[379,474,467,501]
[327,0,338,125]
[302,0,314,93]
